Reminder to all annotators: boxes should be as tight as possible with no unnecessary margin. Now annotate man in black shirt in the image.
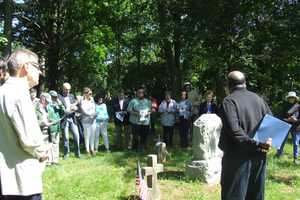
[219,71,272,200]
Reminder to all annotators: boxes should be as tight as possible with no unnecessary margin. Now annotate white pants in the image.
[82,122,96,153]
[50,132,60,163]
[95,121,109,151]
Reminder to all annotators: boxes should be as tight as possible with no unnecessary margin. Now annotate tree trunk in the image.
[173,18,182,95]
[46,45,60,90]
[4,0,13,57]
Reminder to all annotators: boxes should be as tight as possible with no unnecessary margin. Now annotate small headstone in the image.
[155,141,168,163]
[143,154,164,200]
[186,114,223,184]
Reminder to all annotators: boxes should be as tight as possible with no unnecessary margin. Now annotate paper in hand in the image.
[116,112,124,122]
[139,109,149,122]
[253,114,292,149]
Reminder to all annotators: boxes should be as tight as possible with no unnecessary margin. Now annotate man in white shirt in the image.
[0,49,48,200]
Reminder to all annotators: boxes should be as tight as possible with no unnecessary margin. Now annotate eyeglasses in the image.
[26,62,42,74]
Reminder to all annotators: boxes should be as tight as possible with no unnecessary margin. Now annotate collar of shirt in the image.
[5,77,29,91]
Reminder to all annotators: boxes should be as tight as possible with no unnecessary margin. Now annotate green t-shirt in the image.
[127,98,151,125]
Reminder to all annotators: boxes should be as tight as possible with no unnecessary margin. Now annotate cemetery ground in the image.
[43,125,300,200]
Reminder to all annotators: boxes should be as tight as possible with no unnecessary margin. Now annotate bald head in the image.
[228,71,246,89]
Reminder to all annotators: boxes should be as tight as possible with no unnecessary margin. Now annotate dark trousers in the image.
[163,126,174,147]
[0,179,42,200]
[150,113,157,135]
[221,153,266,200]
[179,117,189,148]
[132,124,149,150]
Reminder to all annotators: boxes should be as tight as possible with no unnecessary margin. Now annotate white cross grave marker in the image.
[143,154,164,200]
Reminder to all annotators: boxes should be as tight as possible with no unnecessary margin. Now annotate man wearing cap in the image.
[58,82,81,159]
[35,93,62,165]
[219,71,272,200]
[275,91,300,164]
[0,49,48,199]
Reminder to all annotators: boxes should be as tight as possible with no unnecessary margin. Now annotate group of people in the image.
[27,82,219,163]
[0,48,295,200]
[29,83,111,162]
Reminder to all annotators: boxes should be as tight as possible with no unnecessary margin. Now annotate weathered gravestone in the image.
[143,154,164,200]
[155,141,168,163]
[186,114,223,184]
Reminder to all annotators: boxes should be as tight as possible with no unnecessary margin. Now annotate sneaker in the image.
[293,159,300,165]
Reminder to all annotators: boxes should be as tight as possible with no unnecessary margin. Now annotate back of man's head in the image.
[228,71,246,89]
[7,49,38,77]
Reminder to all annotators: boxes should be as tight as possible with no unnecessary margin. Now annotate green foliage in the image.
[2,0,300,105]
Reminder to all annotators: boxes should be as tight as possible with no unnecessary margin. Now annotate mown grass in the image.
[43,126,300,200]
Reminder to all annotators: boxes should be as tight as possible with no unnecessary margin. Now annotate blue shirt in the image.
[178,99,192,119]
[158,99,177,126]
[95,103,109,122]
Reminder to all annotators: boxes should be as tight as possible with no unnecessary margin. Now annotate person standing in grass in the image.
[49,90,65,164]
[112,89,130,150]
[177,90,192,148]
[127,87,151,151]
[275,91,300,162]
[0,49,48,200]
[276,92,300,164]
[35,93,57,165]
[158,91,177,147]
[58,82,81,159]
[219,71,272,200]
[94,92,110,153]
[80,87,97,155]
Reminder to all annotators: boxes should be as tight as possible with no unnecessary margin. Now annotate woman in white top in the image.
[80,87,97,155]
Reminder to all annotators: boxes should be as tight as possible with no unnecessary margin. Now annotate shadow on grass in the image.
[160,170,185,180]
[268,174,299,186]
[118,195,140,200]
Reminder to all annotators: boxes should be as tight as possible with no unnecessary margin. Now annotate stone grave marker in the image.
[143,154,164,200]
[186,114,223,184]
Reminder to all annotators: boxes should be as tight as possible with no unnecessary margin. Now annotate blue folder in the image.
[253,114,292,150]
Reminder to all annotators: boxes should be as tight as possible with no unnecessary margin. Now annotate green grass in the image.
[43,128,300,200]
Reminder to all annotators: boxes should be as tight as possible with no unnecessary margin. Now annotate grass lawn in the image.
[43,126,300,200]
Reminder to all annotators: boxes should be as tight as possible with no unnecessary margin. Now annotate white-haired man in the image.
[0,49,48,200]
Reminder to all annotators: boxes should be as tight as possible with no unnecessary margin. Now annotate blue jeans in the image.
[276,132,290,156]
[292,131,300,159]
[63,119,81,157]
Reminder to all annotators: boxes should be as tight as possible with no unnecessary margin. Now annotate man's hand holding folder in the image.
[258,138,272,153]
